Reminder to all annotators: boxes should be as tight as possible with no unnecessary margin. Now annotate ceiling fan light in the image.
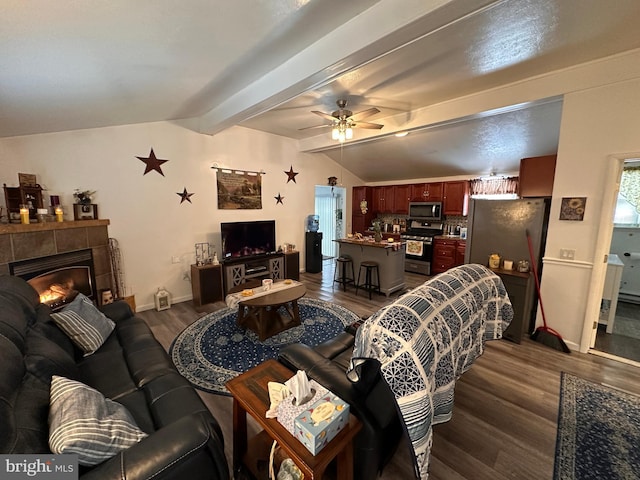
[338,130,346,143]
[331,127,340,140]
[346,127,353,139]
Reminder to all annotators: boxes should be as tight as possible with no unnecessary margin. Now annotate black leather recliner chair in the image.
[278,330,404,480]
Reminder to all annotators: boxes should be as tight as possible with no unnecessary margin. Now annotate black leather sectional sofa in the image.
[0,275,229,480]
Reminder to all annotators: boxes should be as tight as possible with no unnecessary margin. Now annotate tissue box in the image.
[294,393,350,455]
[277,381,327,434]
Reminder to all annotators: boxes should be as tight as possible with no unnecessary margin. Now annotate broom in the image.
[527,230,571,353]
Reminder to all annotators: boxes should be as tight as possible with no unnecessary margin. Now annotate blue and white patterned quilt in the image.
[349,264,514,479]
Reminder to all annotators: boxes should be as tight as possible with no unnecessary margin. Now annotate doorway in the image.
[314,185,345,260]
[590,156,640,364]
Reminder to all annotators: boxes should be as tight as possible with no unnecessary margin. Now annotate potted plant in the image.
[73,189,96,205]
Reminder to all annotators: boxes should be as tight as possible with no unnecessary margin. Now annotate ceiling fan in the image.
[300,99,383,142]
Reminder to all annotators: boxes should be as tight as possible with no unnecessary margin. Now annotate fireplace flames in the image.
[39,282,78,307]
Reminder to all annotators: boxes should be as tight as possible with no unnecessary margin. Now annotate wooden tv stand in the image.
[222,251,299,295]
[191,252,300,307]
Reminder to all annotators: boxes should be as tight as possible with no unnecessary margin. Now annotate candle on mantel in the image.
[20,206,30,224]
[55,207,64,222]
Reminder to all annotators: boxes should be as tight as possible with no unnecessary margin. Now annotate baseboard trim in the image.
[137,294,193,312]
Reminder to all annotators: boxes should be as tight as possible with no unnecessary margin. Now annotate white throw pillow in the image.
[48,376,148,466]
[50,293,115,355]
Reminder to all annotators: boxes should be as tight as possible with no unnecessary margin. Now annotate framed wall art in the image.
[559,197,587,221]
[18,173,37,187]
[215,169,263,210]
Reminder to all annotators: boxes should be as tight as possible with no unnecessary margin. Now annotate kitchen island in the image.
[335,238,406,296]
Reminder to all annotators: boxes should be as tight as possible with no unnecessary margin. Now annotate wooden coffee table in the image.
[226,359,361,480]
[236,283,306,341]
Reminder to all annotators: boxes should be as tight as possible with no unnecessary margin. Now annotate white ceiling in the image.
[3,0,640,182]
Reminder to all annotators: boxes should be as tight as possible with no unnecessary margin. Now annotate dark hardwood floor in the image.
[595,301,640,363]
[136,261,640,480]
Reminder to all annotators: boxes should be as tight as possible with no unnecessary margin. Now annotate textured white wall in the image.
[0,122,362,309]
[541,77,640,350]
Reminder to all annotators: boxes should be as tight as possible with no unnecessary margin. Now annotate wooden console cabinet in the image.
[284,251,300,281]
[191,264,224,308]
[492,269,535,344]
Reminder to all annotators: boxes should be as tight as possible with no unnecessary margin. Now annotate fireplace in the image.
[9,249,97,310]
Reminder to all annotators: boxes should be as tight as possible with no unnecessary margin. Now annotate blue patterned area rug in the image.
[554,372,640,479]
[170,298,359,395]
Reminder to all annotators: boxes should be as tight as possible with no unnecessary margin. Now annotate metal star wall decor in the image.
[137,148,168,176]
[275,193,284,204]
[285,165,299,183]
[177,187,195,204]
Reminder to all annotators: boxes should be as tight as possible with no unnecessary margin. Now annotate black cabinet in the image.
[305,232,322,273]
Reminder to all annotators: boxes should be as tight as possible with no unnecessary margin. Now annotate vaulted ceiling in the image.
[3,0,640,182]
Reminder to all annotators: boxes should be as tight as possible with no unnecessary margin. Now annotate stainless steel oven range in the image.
[401,220,444,275]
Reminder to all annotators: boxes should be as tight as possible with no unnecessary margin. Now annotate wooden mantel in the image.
[0,219,109,234]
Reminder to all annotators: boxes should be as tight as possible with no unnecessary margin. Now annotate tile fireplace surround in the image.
[0,220,113,295]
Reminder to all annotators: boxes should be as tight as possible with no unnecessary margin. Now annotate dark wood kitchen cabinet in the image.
[519,155,556,197]
[432,237,466,274]
[443,181,469,215]
[455,240,466,265]
[393,184,410,214]
[372,186,395,213]
[371,186,384,213]
[410,182,443,202]
[352,186,374,234]
[432,238,457,274]
[352,213,370,234]
[352,186,371,213]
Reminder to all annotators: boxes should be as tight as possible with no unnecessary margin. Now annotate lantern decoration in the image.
[154,287,172,311]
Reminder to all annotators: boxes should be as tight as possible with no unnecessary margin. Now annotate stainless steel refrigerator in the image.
[464,198,550,342]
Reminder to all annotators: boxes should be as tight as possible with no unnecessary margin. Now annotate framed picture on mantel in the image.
[73,204,98,220]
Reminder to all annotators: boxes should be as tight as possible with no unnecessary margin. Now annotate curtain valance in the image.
[469,176,519,196]
[620,166,640,214]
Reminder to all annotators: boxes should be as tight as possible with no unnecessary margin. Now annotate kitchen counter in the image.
[434,235,466,241]
[335,239,406,296]
[337,237,404,250]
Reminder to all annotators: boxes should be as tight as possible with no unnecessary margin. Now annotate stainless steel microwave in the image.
[408,202,442,221]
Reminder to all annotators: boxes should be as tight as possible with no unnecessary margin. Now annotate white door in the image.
[314,186,345,259]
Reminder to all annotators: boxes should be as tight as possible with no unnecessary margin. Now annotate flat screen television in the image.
[221,220,276,259]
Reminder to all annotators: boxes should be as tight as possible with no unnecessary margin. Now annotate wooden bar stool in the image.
[356,261,380,299]
[333,255,355,291]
